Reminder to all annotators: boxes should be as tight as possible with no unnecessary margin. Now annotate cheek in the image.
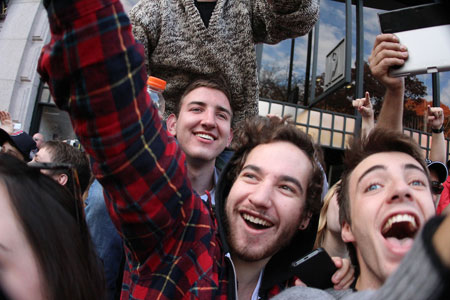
[422,195,437,218]
[0,245,44,300]
[277,197,304,222]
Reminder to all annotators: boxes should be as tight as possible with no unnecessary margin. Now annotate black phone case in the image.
[289,248,337,289]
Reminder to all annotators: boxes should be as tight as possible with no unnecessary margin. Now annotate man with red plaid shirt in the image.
[38,0,353,299]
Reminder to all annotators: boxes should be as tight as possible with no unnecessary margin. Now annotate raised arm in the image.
[428,106,446,164]
[353,92,374,139]
[0,111,13,134]
[38,0,209,264]
[252,0,319,44]
[369,34,407,132]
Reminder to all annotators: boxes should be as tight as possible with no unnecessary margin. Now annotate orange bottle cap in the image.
[147,76,167,90]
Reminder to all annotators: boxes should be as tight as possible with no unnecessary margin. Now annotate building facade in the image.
[1,0,448,182]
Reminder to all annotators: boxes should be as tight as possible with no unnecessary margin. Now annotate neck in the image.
[186,157,216,196]
[321,229,349,258]
[232,255,269,300]
[355,252,383,291]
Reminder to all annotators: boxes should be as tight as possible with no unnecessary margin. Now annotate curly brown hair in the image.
[225,116,323,220]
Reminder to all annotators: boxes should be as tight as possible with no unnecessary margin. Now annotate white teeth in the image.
[382,214,417,233]
[195,133,214,140]
[242,213,272,227]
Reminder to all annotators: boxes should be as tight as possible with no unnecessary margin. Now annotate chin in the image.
[233,247,272,262]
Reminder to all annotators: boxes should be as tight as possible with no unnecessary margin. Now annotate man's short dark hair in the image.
[41,141,92,195]
[225,116,323,220]
[175,74,234,122]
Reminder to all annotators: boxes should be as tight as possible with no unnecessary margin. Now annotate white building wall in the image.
[0,0,49,131]
[0,0,138,133]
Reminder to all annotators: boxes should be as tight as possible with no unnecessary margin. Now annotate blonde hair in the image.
[314,180,341,249]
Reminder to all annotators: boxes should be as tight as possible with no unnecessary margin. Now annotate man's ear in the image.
[166,114,177,136]
[298,213,311,230]
[55,173,68,187]
[226,129,233,148]
[341,221,355,243]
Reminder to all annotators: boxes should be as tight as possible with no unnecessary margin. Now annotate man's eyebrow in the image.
[241,165,304,194]
[187,101,232,117]
[357,165,386,185]
[241,164,261,173]
[279,175,304,194]
[357,163,426,185]
[404,163,427,174]
[216,105,232,117]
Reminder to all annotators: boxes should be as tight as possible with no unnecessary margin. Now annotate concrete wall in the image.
[0,0,49,132]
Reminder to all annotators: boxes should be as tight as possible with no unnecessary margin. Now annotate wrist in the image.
[432,126,444,133]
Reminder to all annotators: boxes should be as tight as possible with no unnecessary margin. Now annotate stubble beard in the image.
[225,212,300,262]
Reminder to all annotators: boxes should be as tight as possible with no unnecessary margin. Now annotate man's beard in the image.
[224,210,299,262]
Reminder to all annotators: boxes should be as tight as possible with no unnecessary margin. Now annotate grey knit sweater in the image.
[129,0,319,125]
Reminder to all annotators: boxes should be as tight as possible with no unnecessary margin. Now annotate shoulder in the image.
[271,286,336,300]
[129,0,162,23]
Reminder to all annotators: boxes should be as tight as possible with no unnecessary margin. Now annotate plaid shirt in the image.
[38,0,231,298]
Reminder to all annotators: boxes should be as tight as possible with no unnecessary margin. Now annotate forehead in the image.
[181,87,231,110]
[350,151,425,185]
[244,141,312,181]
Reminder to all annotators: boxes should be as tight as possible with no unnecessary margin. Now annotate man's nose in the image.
[201,110,216,128]
[387,179,413,204]
[248,180,273,209]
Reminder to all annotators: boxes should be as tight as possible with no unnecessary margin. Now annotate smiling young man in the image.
[38,0,357,298]
[272,129,450,300]
[166,76,233,204]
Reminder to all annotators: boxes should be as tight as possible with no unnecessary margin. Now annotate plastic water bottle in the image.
[147,76,166,118]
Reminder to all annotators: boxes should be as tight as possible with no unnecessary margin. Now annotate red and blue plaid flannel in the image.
[38,0,231,298]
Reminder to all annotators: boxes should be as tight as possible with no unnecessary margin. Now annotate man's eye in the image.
[190,107,202,112]
[217,113,228,120]
[366,183,381,192]
[280,185,294,192]
[410,180,425,187]
[243,173,255,179]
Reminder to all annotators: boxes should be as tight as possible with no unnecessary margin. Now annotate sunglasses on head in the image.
[431,181,444,195]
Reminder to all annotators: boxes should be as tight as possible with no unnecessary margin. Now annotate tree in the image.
[259,66,305,103]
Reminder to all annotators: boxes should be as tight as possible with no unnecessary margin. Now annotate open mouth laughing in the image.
[241,213,274,230]
[381,213,419,245]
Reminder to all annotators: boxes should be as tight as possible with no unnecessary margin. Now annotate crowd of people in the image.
[0,0,449,299]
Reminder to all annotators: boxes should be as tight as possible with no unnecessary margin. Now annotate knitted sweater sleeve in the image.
[251,0,319,44]
[129,0,161,74]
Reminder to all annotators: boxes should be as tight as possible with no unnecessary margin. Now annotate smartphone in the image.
[289,247,337,289]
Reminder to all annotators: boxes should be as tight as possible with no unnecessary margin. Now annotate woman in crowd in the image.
[314,180,348,258]
[0,154,105,300]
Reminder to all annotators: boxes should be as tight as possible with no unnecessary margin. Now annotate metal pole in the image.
[287,38,295,101]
